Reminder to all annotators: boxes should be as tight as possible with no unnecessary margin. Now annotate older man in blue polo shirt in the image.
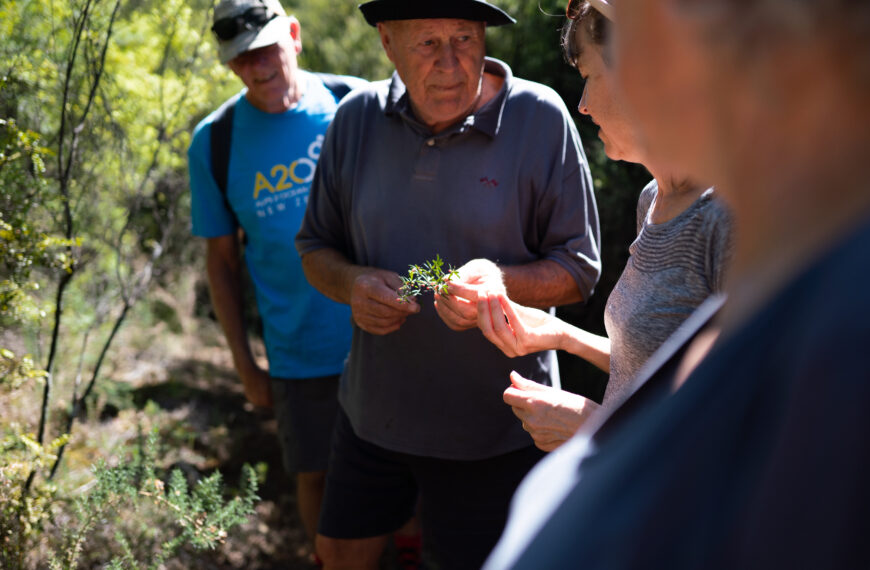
[296,1,601,568]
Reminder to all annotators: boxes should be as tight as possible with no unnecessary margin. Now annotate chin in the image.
[430,105,470,122]
[602,144,623,162]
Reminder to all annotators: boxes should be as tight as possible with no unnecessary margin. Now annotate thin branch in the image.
[70,0,122,161]
[49,301,130,480]
[35,0,95,452]
[57,0,94,188]
[23,268,71,493]
[39,0,210,487]
[27,0,123,496]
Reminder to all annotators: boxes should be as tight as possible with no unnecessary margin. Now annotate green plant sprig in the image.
[398,255,459,303]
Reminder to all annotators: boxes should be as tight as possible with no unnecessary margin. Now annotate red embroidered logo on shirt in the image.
[480,177,499,188]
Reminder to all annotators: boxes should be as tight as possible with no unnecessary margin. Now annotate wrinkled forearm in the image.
[300,247,367,305]
[502,259,583,308]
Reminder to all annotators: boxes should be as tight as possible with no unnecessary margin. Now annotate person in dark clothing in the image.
[484,0,870,567]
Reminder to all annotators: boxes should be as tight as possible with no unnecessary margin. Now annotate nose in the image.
[578,84,590,116]
[435,42,459,69]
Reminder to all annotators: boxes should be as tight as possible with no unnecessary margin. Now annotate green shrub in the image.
[0,354,258,570]
[46,431,258,569]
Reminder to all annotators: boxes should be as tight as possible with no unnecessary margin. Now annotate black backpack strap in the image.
[209,96,239,228]
[313,72,358,102]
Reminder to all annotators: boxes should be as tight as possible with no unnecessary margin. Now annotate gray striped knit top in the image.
[602,180,733,407]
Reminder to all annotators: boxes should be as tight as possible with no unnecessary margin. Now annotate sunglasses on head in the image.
[212,5,277,41]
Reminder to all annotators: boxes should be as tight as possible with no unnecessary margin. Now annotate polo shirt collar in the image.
[384,57,512,139]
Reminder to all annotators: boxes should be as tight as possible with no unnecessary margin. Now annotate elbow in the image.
[561,285,585,305]
[551,259,596,306]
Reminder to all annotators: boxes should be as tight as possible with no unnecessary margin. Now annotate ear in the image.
[289,16,302,54]
[377,22,396,64]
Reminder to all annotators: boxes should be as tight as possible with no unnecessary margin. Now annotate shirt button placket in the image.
[414,138,440,181]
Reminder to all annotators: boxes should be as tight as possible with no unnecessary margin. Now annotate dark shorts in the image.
[319,407,545,570]
[270,374,340,473]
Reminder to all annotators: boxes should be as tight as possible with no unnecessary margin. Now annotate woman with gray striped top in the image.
[457,0,732,451]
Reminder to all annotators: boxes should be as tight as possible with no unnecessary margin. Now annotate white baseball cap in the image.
[212,0,291,63]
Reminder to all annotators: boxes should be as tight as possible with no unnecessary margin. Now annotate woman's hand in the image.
[503,372,599,451]
[434,258,506,331]
[475,290,564,357]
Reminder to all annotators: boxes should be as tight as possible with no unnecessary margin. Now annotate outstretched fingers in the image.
[477,291,521,356]
[444,280,480,303]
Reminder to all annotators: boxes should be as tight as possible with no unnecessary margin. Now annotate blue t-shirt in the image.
[188,71,362,379]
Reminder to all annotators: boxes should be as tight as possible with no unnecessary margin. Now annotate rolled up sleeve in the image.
[532,97,602,300]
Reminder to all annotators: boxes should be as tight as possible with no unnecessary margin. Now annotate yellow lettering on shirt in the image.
[271,164,293,191]
[253,171,275,199]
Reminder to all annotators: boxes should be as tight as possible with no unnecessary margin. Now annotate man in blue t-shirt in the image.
[186,0,365,556]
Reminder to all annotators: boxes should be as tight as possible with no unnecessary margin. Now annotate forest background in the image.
[0,0,649,567]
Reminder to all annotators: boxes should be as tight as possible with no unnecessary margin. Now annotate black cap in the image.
[358,0,515,27]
